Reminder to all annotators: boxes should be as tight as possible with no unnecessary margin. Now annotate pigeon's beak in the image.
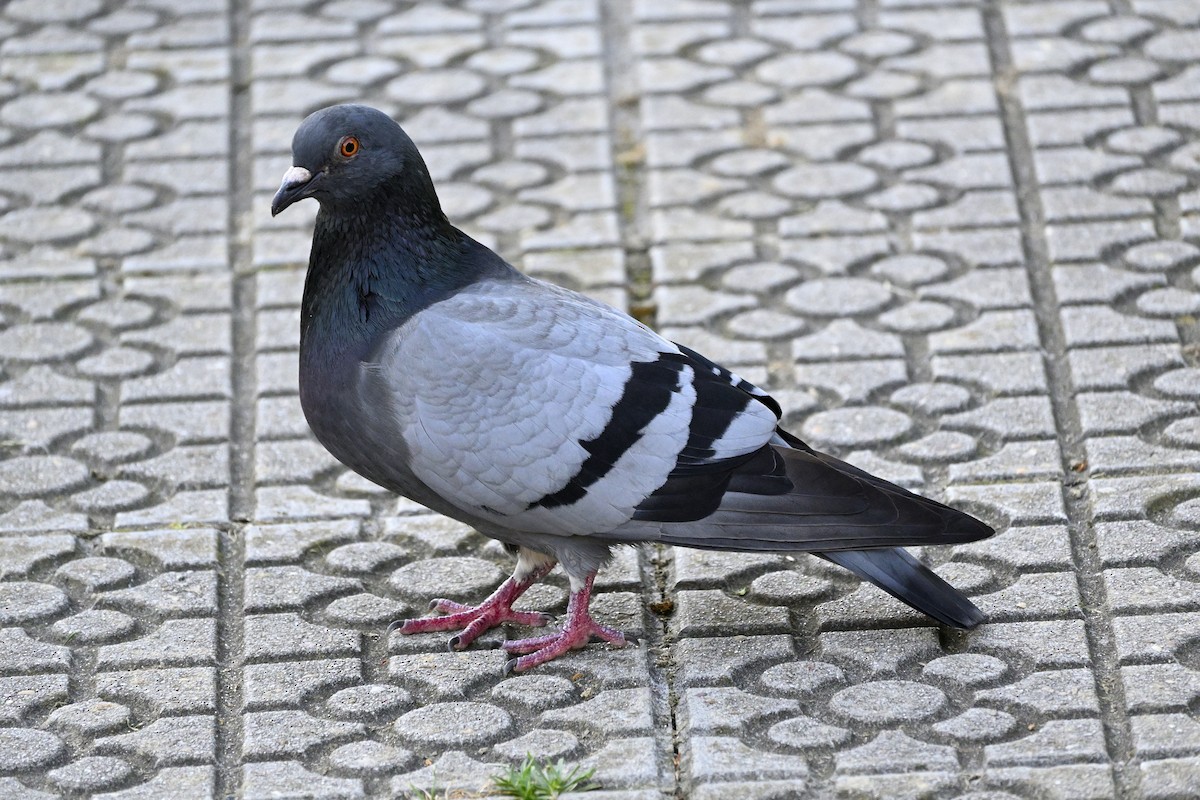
[271,166,318,217]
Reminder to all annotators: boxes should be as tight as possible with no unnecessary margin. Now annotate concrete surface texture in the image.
[1,0,1199,798]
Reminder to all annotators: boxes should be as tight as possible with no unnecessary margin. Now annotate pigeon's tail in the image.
[819,547,985,629]
[625,429,993,629]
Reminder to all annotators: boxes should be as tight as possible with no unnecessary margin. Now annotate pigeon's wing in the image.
[367,277,781,536]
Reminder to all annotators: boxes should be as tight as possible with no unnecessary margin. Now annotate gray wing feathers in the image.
[371,278,764,535]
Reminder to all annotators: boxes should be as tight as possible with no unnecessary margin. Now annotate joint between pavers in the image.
[216,2,255,797]
[983,4,1141,798]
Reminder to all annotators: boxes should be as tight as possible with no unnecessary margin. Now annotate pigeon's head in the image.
[271,104,437,217]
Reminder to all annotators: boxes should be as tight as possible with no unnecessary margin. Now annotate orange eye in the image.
[339,136,360,158]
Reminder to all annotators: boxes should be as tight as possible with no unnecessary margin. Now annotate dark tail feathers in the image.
[821,547,985,629]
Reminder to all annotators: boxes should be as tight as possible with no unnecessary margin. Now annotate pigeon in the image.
[272,104,995,673]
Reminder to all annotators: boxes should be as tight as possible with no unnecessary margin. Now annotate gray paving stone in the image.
[46,698,130,738]
[394,701,512,750]
[244,710,365,760]
[47,755,134,794]
[3,0,1200,795]
[95,715,215,767]
[97,618,216,669]
[542,688,654,737]
[0,674,69,724]
[244,761,363,800]
[243,658,361,711]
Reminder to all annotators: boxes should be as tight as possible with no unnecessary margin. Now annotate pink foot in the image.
[502,575,629,673]
[389,563,554,651]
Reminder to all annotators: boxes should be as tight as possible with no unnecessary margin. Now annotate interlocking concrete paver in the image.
[0,0,1198,797]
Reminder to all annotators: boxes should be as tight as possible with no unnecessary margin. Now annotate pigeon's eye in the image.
[339,136,360,158]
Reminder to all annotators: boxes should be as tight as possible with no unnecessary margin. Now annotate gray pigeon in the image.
[272,104,994,672]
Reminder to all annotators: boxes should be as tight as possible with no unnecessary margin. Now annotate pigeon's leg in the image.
[502,573,627,673]
[389,548,556,650]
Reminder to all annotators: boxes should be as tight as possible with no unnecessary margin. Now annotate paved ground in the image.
[2,0,1200,798]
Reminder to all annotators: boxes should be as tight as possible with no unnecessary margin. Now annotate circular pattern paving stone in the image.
[80,184,158,214]
[768,714,852,749]
[844,71,922,100]
[1079,15,1158,44]
[830,679,946,724]
[857,140,937,170]
[0,581,70,625]
[760,660,845,695]
[1144,29,1200,62]
[757,51,859,88]
[726,308,806,338]
[839,30,918,58]
[472,160,549,190]
[786,277,893,316]
[495,728,579,760]
[1154,367,1200,399]
[51,609,137,644]
[327,684,412,721]
[800,406,913,449]
[321,0,393,22]
[325,56,402,85]
[466,47,540,75]
[870,253,950,286]
[77,297,159,328]
[877,300,957,333]
[436,183,494,218]
[1123,240,1200,272]
[922,653,1008,687]
[386,69,487,104]
[84,112,159,143]
[7,0,102,21]
[710,149,790,177]
[47,756,132,793]
[329,740,414,775]
[1107,167,1189,197]
[394,701,512,748]
[55,556,138,591]
[895,430,978,462]
[861,182,943,212]
[71,430,156,464]
[85,70,160,100]
[890,382,972,415]
[389,556,503,598]
[0,322,94,362]
[75,346,157,379]
[1105,126,1182,155]
[695,38,776,66]
[325,541,409,573]
[0,207,96,244]
[0,728,66,771]
[0,91,100,128]
[0,455,90,497]
[1088,56,1164,85]
[1136,287,1200,317]
[492,674,578,710]
[88,9,161,35]
[749,570,831,603]
[703,80,778,107]
[71,480,152,513]
[774,162,878,199]
[1163,418,1200,448]
[79,227,157,258]
[467,88,544,119]
[717,190,793,219]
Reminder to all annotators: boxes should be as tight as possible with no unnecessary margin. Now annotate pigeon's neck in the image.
[299,206,513,361]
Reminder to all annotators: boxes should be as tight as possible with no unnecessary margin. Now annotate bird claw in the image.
[501,619,628,673]
[391,599,550,648]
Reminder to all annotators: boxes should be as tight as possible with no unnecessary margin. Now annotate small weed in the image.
[491,755,599,799]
